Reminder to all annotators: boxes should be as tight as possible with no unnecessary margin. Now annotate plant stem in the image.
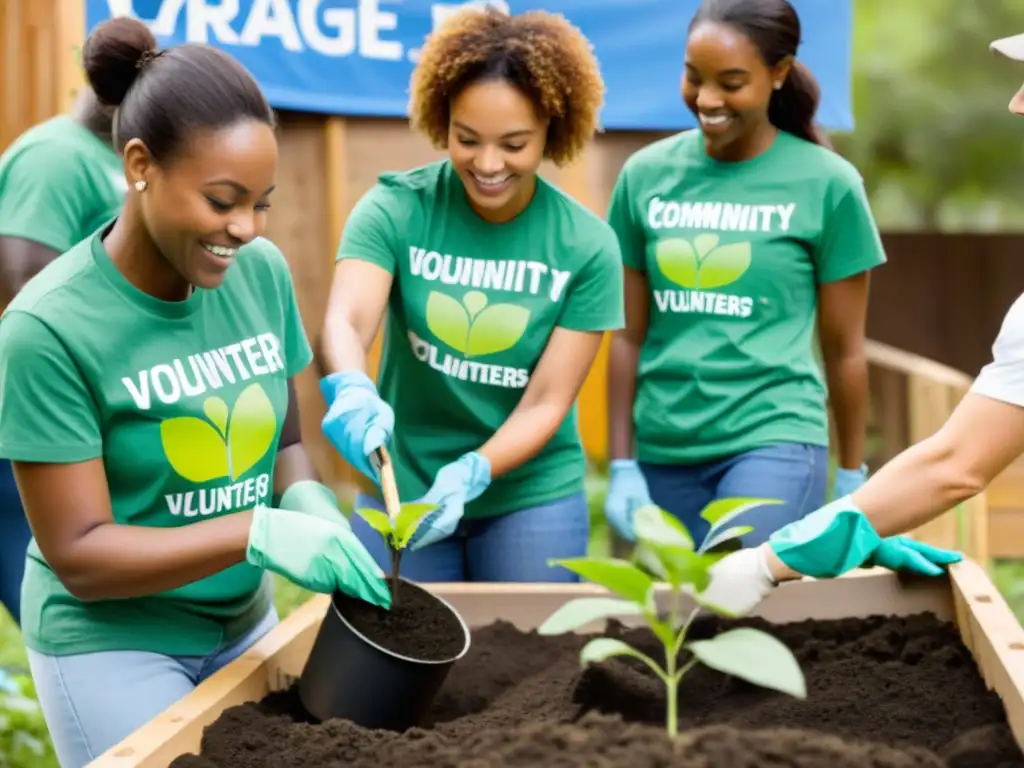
[665,587,680,738]
[389,545,401,607]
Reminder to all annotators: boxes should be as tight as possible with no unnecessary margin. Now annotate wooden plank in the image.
[54,0,87,113]
[950,559,1024,748]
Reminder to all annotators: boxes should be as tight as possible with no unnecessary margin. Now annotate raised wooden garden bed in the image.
[89,561,1024,767]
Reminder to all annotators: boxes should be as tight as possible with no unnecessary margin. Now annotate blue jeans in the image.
[27,607,278,768]
[639,442,828,548]
[351,491,589,582]
[0,459,31,625]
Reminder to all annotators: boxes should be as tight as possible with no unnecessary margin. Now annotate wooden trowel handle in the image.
[375,446,401,520]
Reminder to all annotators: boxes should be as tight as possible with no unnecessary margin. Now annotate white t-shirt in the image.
[971,294,1024,407]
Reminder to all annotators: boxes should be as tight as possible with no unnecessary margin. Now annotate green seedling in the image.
[538,498,806,739]
[355,502,437,604]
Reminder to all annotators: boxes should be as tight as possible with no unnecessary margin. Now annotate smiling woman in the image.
[603,0,887,552]
[0,16,390,768]
[318,6,623,585]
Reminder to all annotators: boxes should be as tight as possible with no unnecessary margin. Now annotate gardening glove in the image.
[246,505,391,608]
[690,546,777,617]
[767,495,962,579]
[603,459,652,542]
[408,452,491,551]
[278,480,352,527]
[832,463,868,500]
[864,536,963,576]
[320,370,394,483]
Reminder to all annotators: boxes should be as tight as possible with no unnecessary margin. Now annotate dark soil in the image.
[335,579,465,661]
[170,611,1024,767]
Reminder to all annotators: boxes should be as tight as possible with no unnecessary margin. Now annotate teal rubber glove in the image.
[320,371,394,483]
[768,494,963,578]
[278,479,351,527]
[866,536,963,576]
[246,505,391,608]
[603,459,652,542]
[408,452,491,551]
[832,463,868,500]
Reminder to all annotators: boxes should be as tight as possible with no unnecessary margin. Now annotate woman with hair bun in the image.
[0,17,388,766]
[603,0,888,548]
[318,6,624,582]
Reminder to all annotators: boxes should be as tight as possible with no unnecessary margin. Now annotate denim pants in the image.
[351,490,590,582]
[0,459,31,625]
[27,607,279,768]
[639,442,828,549]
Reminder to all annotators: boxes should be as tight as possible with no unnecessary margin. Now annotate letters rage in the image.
[103,0,509,60]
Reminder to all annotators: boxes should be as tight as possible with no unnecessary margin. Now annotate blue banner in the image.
[85,1,853,132]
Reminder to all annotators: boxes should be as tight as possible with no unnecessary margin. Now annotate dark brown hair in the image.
[82,17,276,163]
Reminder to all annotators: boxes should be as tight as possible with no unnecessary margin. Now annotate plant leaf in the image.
[699,497,783,550]
[633,504,694,550]
[549,557,655,605]
[426,291,470,354]
[537,597,643,635]
[160,416,228,483]
[700,524,755,553]
[693,233,719,258]
[580,638,666,681]
[462,290,487,318]
[687,627,807,698]
[227,383,278,480]
[203,396,229,438]
[466,302,531,357]
[393,502,437,548]
[355,507,395,539]
[647,544,719,592]
[632,542,669,580]
[654,238,698,289]
[696,241,751,288]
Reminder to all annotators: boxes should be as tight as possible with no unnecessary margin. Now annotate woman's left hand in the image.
[409,453,491,550]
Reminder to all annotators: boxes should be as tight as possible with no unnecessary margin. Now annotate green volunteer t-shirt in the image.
[0,225,313,657]
[337,159,624,517]
[0,115,126,253]
[607,129,886,465]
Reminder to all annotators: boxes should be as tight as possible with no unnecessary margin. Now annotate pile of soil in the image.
[170,608,1024,767]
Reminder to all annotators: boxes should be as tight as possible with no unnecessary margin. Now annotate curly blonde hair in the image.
[408,7,606,167]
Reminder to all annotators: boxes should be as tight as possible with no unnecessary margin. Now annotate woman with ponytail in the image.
[603,0,888,549]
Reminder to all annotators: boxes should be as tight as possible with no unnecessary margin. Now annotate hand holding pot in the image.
[320,370,394,483]
[246,505,392,608]
[831,463,868,500]
[603,459,652,541]
[408,452,491,551]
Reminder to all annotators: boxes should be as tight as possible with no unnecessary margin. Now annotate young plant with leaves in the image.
[355,502,436,603]
[538,499,806,738]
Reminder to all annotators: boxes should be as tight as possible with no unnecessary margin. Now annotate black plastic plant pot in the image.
[298,577,471,731]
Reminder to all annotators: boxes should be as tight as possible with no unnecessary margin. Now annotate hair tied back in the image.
[136,48,161,71]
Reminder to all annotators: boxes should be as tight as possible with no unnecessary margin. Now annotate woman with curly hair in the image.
[318,6,623,582]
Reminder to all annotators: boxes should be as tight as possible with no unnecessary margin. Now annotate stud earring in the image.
[773,82,782,90]
[134,180,147,192]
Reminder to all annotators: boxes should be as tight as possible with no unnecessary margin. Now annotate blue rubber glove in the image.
[768,494,962,578]
[320,371,394,482]
[408,452,491,551]
[832,463,868,500]
[603,459,652,542]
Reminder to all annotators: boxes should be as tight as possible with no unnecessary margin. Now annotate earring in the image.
[134,180,147,192]
[773,82,782,90]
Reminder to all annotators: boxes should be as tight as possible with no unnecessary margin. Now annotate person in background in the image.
[0,75,128,627]
[695,27,1024,617]
[318,7,623,583]
[0,18,388,767]
[603,0,886,549]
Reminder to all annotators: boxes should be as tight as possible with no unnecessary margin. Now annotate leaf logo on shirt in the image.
[160,383,277,483]
[425,290,530,358]
[656,234,751,289]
